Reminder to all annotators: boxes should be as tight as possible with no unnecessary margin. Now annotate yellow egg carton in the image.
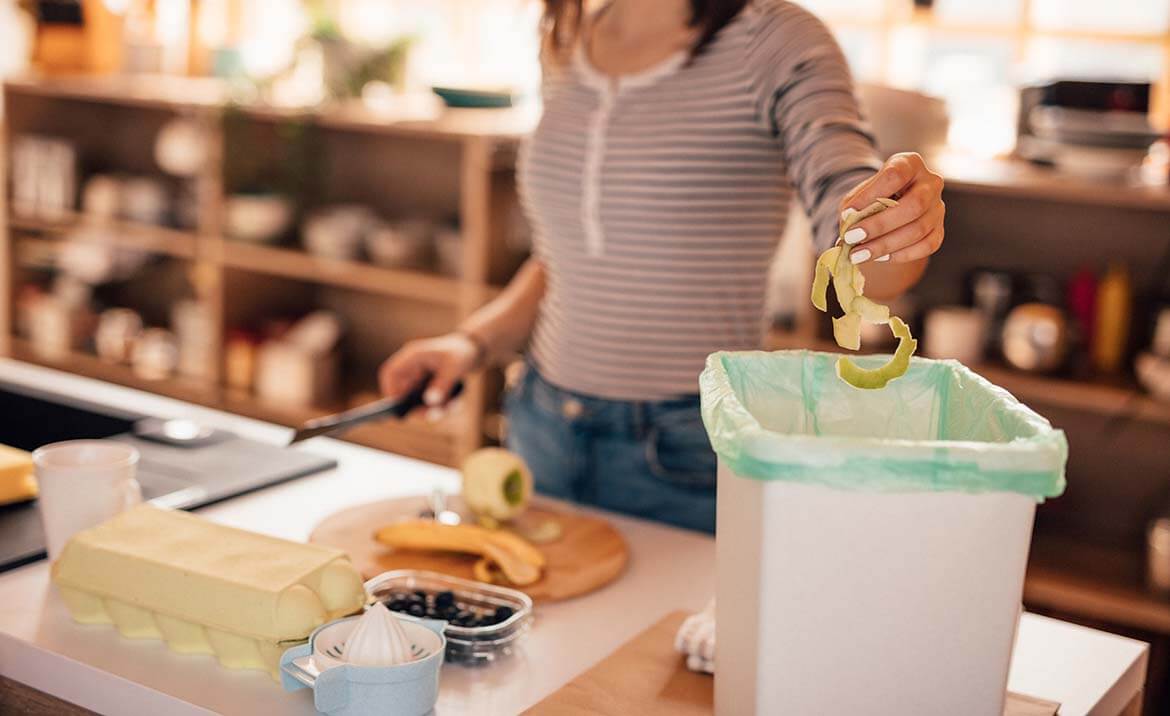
[0,444,36,506]
[52,504,366,680]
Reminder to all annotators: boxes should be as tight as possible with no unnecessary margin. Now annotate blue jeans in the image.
[503,361,717,534]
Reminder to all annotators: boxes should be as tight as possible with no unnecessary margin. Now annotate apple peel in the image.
[837,317,918,390]
[810,198,917,390]
[832,313,862,351]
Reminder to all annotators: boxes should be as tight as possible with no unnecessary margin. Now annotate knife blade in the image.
[288,378,464,445]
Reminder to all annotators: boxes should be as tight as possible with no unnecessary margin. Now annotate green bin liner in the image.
[699,350,1067,501]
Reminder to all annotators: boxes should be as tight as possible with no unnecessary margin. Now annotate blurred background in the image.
[2,0,1170,710]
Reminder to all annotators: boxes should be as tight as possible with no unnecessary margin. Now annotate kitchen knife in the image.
[288,378,464,445]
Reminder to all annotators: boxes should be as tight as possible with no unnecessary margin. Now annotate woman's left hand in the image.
[839,152,945,265]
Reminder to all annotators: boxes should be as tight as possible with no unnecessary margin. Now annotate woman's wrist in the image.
[453,328,490,370]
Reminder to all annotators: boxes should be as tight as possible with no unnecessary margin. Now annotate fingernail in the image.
[850,248,872,264]
[843,227,867,245]
[841,208,859,221]
[426,407,445,423]
[424,388,444,406]
[875,253,890,262]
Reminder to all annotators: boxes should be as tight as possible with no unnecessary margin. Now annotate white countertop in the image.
[0,359,1150,716]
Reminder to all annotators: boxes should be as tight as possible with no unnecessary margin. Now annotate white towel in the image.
[674,598,716,674]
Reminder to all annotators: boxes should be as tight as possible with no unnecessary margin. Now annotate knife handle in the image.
[382,376,466,420]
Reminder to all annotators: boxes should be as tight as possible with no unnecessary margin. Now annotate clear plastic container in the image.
[365,570,533,666]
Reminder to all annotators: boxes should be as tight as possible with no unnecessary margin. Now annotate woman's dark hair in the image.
[542,0,750,59]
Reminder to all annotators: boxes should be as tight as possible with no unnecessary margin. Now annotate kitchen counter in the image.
[0,359,1150,716]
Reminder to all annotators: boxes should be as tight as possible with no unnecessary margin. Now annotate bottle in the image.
[1092,263,1133,374]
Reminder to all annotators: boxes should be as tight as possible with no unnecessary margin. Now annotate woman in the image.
[380,0,946,533]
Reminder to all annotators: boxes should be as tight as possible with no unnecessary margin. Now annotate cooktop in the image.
[0,380,336,572]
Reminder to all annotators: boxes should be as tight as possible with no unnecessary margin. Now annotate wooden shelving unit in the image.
[212,240,466,306]
[1026,534,1170,637]
[1,76,535,466]
[9,338,215,406]
[8,212,199,259]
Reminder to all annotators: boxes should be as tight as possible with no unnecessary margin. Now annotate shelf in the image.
[9,339,214,406]
[9,212,199,259]
[4,76,535,144]
[216,240,464,305]
[1025,534,1170,636]
[932,154,1170,213]
[974,364,1170,428]
[764,329,1170,428]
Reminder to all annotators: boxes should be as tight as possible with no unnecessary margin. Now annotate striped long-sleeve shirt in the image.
[518,0,881,400]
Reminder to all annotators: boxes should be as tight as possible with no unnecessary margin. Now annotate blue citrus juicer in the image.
[280,611,446,716]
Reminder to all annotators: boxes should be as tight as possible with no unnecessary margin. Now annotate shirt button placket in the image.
[582,79,618,257]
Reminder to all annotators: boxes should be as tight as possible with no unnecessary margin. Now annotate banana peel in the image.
[375,520,545,586]
[810,197,917,390]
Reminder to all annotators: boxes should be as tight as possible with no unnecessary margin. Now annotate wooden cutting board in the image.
[527,611,1060,716]
[310,495,628,602]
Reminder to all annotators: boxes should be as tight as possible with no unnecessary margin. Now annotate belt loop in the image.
[633,401,646,439]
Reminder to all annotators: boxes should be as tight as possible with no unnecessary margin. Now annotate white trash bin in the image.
[700,350,1067,716]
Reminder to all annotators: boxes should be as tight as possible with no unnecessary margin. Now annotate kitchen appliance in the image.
[0,380,336,572]
[1002,303,1070,373]
[967,269,1016,355]
[1017,81,1157,177]
[281,611,446,716]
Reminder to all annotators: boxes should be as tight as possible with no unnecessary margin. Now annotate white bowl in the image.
[303,205,380,261]
[225,194,293,244]
[366,219,435,269]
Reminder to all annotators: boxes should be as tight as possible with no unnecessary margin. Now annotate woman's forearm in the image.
[458,258,547,363]
[859,258,928,302]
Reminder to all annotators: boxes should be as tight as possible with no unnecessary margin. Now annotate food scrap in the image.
[810,198,918,389]
[375,520,545,586]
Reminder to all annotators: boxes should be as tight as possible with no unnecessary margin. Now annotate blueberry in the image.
[413,590,428,599]
[441,605,459,620]
[435,591,456,608]
[493,606,514,623]
[407,603,426,618]
[386,599,409,612]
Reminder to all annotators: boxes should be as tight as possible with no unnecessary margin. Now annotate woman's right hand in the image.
[378,332,482,410]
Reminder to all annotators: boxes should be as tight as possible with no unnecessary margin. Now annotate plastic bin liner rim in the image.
[699,350,1067,500]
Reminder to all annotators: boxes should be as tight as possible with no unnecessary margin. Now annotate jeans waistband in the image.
[518,359,700,437]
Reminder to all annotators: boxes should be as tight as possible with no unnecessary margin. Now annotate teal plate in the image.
[431,86,516,109]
